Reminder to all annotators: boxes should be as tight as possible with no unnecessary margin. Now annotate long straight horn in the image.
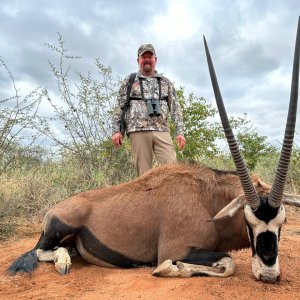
[269,17,300,208]
[203,35,260,209]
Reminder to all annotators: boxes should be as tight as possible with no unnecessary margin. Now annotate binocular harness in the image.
[120,73,167,134]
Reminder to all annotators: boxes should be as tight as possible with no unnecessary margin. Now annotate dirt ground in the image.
[0,209,299,300]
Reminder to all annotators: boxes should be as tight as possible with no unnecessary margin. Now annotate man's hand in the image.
[112,132,123,147]
[176,134,186,150]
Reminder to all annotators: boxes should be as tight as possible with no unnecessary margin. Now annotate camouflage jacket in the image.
[112,70,184,135]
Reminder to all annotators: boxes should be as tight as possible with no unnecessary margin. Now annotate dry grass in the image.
[0,156,299,241]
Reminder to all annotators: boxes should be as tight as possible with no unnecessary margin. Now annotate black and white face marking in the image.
[244,197,286,283]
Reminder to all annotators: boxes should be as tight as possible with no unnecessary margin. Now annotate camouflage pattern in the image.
[137,44,156,57]
[112,70,184,135]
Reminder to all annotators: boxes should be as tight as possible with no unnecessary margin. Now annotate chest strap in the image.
[137,77,162,101]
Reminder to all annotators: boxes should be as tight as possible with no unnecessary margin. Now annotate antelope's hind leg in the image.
[152,249,235,278]
[36,216,79,275]
[37,247,72,275]
[8,232,75,275]
[9,216,80,275]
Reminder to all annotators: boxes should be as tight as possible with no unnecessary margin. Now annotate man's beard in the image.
[143,64,153,73]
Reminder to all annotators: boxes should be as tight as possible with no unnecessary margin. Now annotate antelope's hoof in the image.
[152,259,175,277]
[55,262,71,275]
[54,247,72,275]
[212,257,235,276]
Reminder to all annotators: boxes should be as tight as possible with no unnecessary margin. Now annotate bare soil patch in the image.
[0,210,299,300]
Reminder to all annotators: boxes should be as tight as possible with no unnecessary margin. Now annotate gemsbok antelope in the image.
[9,17,300,283]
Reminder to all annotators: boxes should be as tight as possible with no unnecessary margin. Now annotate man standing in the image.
[112,44,186,176]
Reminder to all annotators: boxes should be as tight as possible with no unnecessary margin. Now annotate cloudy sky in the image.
[1,0,300,147]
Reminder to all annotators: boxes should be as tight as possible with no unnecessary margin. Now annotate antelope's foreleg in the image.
[152,249,235,278]
[152,257,235,278]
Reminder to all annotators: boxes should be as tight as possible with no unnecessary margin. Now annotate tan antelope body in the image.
[9,17,300,283]
[43,164,253,265]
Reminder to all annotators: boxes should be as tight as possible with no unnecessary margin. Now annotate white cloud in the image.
[152,1,197,41]
[0,0,300,148]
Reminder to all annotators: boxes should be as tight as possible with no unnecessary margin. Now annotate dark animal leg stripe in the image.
[79,227,156,268]
[180,248,231,267]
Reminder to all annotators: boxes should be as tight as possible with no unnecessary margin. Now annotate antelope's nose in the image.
[262,254,277,266]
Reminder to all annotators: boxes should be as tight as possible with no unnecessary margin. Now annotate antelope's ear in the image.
[208,194,245,222]
[251,176,271,191]
[251,175,266,187]
[251,174,259,183]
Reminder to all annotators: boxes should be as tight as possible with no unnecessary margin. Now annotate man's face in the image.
[137,51,157,76]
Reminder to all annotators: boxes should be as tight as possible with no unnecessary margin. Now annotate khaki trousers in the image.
[129,131,177,176]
